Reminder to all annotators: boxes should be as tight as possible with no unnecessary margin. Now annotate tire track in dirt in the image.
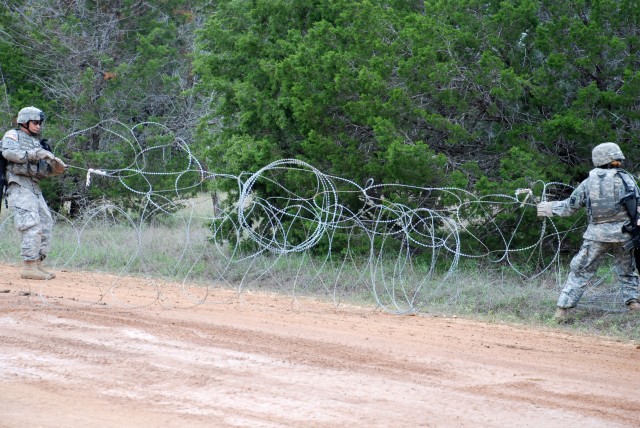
[1,264,639,427]
[4,308,638,426]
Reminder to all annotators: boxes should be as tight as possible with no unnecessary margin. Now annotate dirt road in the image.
[1,263,639,427]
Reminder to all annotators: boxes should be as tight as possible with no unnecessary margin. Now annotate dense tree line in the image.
[193,0,640,254]
[0,0,210,213]
[3,0,640,253]
[195,0,640,188]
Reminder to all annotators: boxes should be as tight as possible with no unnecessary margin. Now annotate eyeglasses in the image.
[30,120,43,126]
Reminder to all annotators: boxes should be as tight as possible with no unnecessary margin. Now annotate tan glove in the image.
[536,201,554,217]
[49,157,67,176]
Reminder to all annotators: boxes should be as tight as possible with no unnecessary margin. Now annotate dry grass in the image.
[0,196,638,341]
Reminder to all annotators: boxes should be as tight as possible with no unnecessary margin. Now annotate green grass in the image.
[1,201,639,342]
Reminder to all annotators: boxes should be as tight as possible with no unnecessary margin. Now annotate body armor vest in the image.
[587,169,631,224]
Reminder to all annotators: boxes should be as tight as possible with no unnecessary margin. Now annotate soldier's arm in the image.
[538,181,586,217]
[2,130,53,163]
[551,183,586,217]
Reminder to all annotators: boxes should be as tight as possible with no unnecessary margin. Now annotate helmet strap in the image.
[20,122,38,137]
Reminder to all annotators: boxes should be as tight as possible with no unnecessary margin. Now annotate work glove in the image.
[536,201,554,217]
[49,157,67,175]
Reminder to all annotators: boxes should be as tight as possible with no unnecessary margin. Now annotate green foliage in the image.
[3,0,640,253]
[193,0,640,254]
[1,0,207,219]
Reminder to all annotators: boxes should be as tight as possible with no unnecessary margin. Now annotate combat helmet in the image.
[592,142,624,167]
[16,106,45,125]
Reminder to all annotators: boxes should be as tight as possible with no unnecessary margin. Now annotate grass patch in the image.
[1,203,638,342]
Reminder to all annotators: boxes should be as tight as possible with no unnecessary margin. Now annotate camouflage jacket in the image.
[551,168,640,242]
[1,128,56,189]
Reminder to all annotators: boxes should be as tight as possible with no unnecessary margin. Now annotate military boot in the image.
[36,257,56,279]
[627,301,640,312]
[21,260,54,280]
[553,307,571,323]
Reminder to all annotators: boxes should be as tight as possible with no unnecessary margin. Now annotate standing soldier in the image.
[1,106,66,280]
[537,142,640,322]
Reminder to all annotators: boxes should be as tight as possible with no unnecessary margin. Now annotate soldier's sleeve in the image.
[1,129,18,149]
[1,130,38,163]
[550,180,586,217]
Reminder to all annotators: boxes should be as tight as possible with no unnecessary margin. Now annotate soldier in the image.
[537,142,640,322]
[1,106,66,280]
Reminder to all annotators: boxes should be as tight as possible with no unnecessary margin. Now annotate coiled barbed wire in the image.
[0,120,624,313]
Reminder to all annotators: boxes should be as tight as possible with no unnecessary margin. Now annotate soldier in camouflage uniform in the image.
[1,106,66,280]
[537,142,640,322]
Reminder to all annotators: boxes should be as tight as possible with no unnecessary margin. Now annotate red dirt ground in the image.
[1,263,639,427]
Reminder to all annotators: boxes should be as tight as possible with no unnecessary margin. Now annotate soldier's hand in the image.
[537,202,554,217]
[54,157,66,168]
[50,157,67,175]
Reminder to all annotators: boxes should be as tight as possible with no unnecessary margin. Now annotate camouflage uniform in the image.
[548,169,640,308]
[1,127,56,261]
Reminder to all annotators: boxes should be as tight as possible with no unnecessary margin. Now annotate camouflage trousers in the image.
[557,239,640,308]
[7,182,53,261]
